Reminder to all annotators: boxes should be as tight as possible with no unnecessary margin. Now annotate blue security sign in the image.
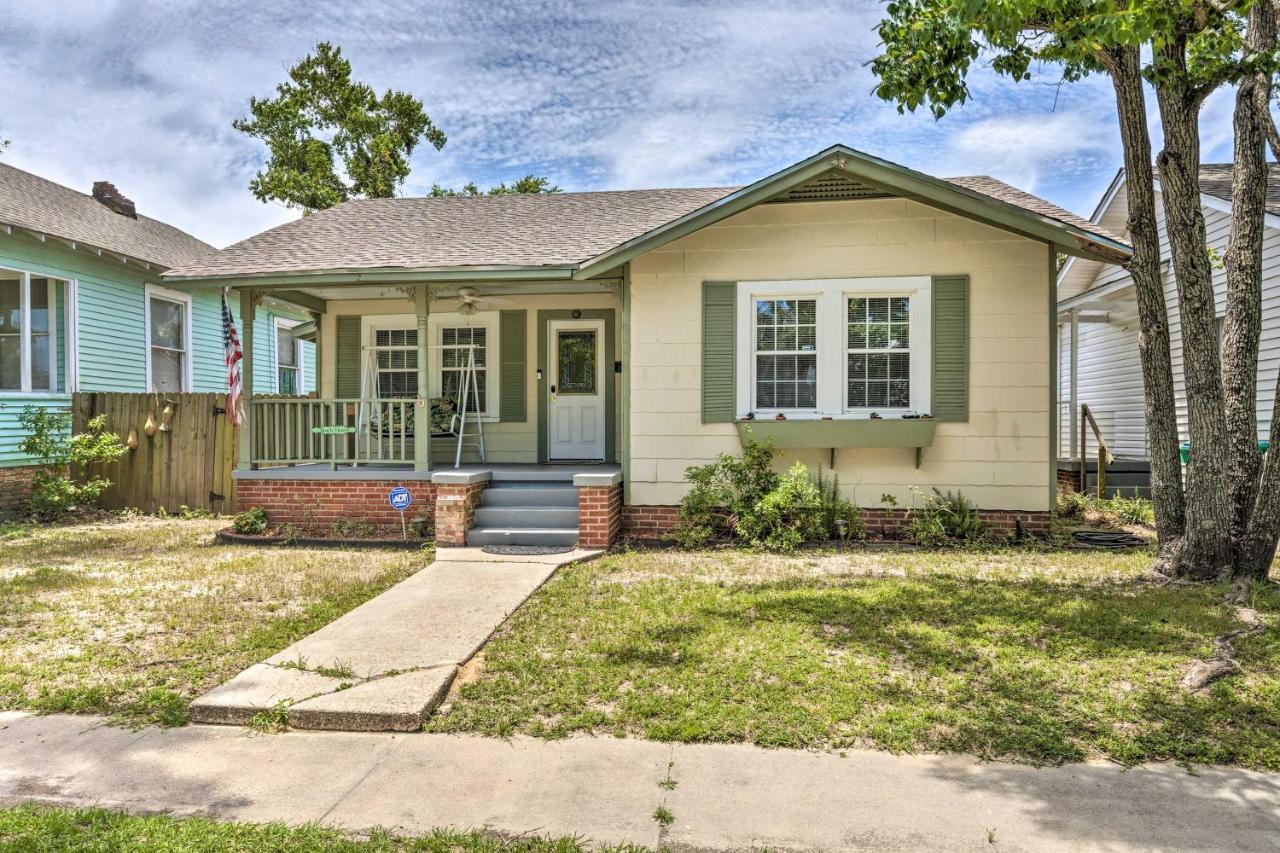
[388,486,412,511]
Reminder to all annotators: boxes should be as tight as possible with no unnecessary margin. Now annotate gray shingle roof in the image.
[1197,163,1280,216]
[0,162,216,269]
[163,172,1120,280]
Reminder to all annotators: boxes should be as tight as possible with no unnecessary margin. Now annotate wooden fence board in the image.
[72,392,238,514]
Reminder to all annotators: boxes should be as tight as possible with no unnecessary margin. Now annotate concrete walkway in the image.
[2,713,1278,852]
[191,547,599,731]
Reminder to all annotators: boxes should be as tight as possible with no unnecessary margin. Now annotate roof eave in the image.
[573,144,1131,279]
[162,263,583,289]
[0,218,172,271]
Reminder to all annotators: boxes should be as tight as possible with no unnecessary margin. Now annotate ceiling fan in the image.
[454,287,517,317]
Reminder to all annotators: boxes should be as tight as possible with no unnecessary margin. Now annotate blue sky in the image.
[0,0,1237,248]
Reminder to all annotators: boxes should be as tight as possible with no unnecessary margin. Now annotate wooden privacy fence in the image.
[72,392,238,514]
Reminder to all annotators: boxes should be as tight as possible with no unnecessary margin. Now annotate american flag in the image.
[221,289,245,427]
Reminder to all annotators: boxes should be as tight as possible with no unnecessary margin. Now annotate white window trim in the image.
[734,277,931,420]
[273,316,305,395]
[358,312,501,420]
[144,283,193,393]
[1,265,63,394]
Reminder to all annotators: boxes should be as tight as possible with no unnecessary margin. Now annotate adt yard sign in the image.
[388,486,412,511]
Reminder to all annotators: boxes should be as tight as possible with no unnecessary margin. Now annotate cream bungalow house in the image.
[163,145,1130,547]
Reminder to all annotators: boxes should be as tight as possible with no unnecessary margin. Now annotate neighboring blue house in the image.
[0,163,313,508]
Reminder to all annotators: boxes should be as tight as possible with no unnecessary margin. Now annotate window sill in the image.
[735,417,936,449]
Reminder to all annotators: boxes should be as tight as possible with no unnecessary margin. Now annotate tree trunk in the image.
[1235,0,1280,579]
[1154,42,1233,580]
[1107,46,1186,550]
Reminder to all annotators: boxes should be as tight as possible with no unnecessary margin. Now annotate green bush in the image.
[812,468,866,541]
[908,488,988,547]
[675,435,780,545]
[232,507,268,535]
[17,407,125,519]
[1055,490,1154,527]
[736,462,829,551]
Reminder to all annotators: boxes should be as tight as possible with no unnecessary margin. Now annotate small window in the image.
[276,323,301,395]
[148,295,188,392]
[0,268,60,392]
[373,328,418,398]
[847,296,911,409]
[441,326,487,412]
[0,270,20,391]
[753,297,818,410]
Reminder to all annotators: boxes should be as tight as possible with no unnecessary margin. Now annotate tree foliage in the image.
[873,0,1280,580]
[18,407,125,518]
[233,42,446,211]
[429,175,562,197]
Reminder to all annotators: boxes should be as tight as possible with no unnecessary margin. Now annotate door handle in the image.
[550,384,556,394]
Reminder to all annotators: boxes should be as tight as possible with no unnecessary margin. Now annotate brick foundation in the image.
[234,478,437,532]
[0,466,38,516]
[434,481,487,546]
[623,504,1052,539]
[578,482,622,548]
[1057,466,1081,493]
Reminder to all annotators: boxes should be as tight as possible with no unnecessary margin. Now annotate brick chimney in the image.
[91,181,137,219]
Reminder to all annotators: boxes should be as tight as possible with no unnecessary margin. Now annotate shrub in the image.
[675,436,779,544]
[1055,490,1154,527]
[232,507,268,535]
[908,488,987,547]
[1108,492,1154,525]
[1055,490,1091,520]
[812,468,866,542]
[17,407,125,519]
[736,462,828,551]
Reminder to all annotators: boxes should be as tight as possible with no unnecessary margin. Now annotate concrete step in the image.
[466,527,580,547]
[474,506,579,529]
[481,483,578,508]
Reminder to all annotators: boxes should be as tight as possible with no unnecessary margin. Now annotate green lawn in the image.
[0,805,640,852]
[0,516,427,727]
[428,547,1280,770]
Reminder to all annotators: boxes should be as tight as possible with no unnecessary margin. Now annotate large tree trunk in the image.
[1235,0,1280,579]
[1107,46,1186,550]
[1154,42,1233,580]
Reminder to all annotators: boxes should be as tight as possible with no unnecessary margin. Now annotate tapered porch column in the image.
[237,289,256,471]
[414,284,431,473]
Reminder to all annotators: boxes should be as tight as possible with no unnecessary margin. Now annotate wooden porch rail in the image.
[1079,403,1116,498]
[250,397,418,466]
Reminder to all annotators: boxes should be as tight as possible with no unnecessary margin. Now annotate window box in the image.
[735,417,936,449]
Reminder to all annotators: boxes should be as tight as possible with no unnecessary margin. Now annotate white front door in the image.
[548,318,605,460]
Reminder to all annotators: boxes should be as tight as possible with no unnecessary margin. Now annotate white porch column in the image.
[413,284,431,473]
[1068,308,1079,460]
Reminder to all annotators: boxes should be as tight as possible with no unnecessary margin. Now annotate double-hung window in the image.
[372,328,418,397]
[362,313,499,416]
[146,285,191,393]
[736,277,930,419]
[440,325,487,413]
[275,320,303,394]
[0,267,61,393]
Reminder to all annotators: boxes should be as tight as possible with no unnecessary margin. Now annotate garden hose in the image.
[1072,530,1149,549]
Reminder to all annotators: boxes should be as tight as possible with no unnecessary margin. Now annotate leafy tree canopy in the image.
[429,175,562,197]
[871,1,1257,120]
[233,41,446,211]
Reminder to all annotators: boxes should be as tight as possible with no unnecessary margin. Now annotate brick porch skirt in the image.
[623,505,1053,538]
[0,466,38,516]
[234,479,437,532]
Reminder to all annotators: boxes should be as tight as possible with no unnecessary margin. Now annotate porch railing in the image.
[250,397,417,466]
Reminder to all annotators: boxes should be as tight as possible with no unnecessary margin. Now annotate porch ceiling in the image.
[286,278,621,302]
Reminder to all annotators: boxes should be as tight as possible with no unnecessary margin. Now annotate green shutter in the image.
[702,281,736,423]
[931,275,969,422]
[335,315,361,398]
[499,309,527,421]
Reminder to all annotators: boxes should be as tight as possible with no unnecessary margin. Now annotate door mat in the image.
[481,545,575,556]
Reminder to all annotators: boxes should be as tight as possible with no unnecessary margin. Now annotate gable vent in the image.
[769,170,892,204]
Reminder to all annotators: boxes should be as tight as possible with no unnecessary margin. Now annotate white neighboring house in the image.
[1057,163,1279,494]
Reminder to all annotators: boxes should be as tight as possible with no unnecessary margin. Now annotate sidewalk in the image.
[190,547,598,731]
[2,712,1277,852]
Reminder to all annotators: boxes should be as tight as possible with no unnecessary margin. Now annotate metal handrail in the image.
[1079,403,1116,498]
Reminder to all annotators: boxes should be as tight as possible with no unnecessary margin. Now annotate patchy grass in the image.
[428,547,1280,770]
[0,516,428,727]
[0,804,646,852]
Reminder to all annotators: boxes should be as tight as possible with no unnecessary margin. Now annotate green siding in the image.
[250,304,316,395]
[701,281,736,423]
[931,274,970,422]
[334,315,362,397]
[499,309,527,421]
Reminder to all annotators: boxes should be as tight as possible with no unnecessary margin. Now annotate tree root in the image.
[1180,598,1267,692]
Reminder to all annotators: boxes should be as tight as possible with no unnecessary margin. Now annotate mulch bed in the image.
[216,528,432,550]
